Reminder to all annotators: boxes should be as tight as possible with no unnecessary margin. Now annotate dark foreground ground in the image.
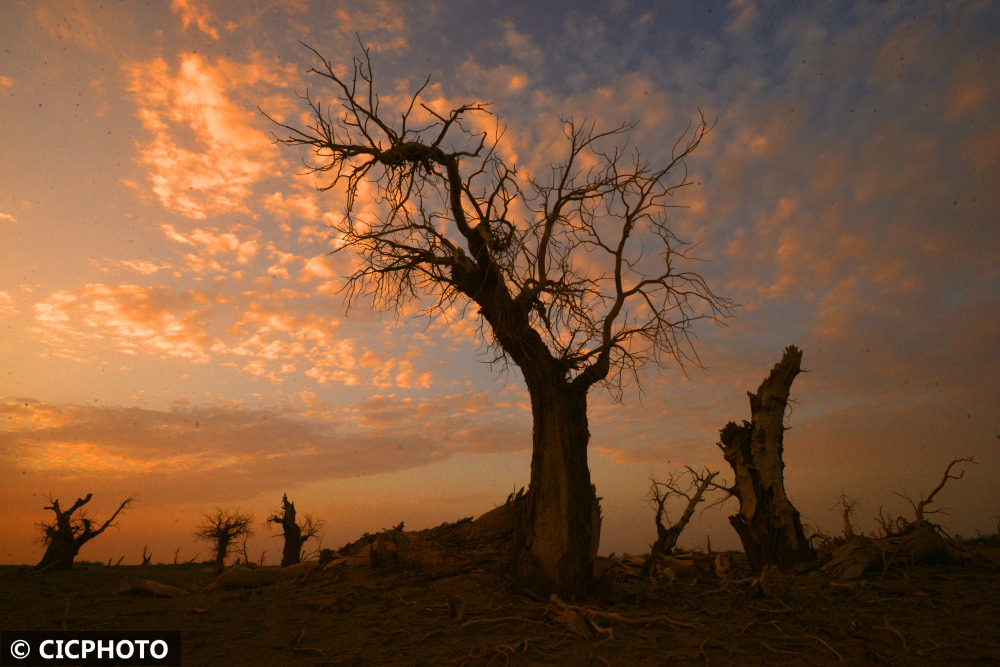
[2,548,999,666]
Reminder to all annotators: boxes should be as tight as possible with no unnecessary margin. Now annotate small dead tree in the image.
[717,345,815,571]
[644,467,728,574]
[195,508,255,575]
[834,493,857,539]
[822,458,978,580]
[904,456,977,528]
[267,494,323,567]
[35,493,134,571]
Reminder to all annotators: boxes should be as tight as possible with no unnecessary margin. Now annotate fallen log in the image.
[822,525,974,580]
[121,579,192,598]
[201,561,318,592]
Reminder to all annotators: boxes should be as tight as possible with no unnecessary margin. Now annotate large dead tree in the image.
[717,345,815,571]
[35,493,134,571]
[268,43,732,598]
[267,494,323,566]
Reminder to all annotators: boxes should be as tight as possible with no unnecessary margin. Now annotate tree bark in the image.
[717,346,815,571]
[517,369,601,599]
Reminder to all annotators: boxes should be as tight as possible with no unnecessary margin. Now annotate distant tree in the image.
[833,493,858,539]
[267,494,323,566]
[268,42,732,598]
[644,467,729,575]
[35,493,134,571]
[195,508,255,575]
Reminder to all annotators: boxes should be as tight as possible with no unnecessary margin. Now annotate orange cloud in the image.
[126,55,275,219]
[263,191,320,222]
[32,284,219,362]
[170,0,219,39]
[160,223,259,274]
[300,255,336,282]
[330,0,409,52]
[394,360,433,389]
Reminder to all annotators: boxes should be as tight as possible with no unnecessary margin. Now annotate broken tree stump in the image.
[717,345,815,572]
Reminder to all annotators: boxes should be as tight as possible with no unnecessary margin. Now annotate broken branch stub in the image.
[717,345,815,571]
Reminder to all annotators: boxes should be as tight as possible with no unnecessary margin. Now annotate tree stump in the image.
[718,345,815,571]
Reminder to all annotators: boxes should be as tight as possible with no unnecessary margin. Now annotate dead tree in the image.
[834,493,857,539]
[267,494,323,566]
[266,42,733,598]
[643,467,728,575]
[905,456,977,527]
[195,508,255,575]
[35,493,134,571]
[717,345,815,571]
[823,457,978,580]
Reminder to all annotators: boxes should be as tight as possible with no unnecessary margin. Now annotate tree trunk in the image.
[274,495,305,567]
[281,533,304,568]
[518,369,601,600]
[445,177,604,599]
[717,345,815,571]
[214,537,230,575]
[37,539,83,571]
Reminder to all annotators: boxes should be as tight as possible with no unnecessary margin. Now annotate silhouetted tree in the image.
[195,508,255,575]
[267,494,323,566]
[35,493,134,571]
[268,42,733,597]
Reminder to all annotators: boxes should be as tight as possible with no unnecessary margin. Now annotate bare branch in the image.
[265,47,733,400]
[913,457,977,526]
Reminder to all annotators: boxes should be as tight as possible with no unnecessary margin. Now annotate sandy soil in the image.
[2,547,999,666]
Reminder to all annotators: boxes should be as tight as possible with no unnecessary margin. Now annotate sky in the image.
[1,0,998,566]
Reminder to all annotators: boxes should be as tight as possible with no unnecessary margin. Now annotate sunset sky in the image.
[2,0,998,566]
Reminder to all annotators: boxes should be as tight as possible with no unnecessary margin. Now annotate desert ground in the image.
[3,526,999,666]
